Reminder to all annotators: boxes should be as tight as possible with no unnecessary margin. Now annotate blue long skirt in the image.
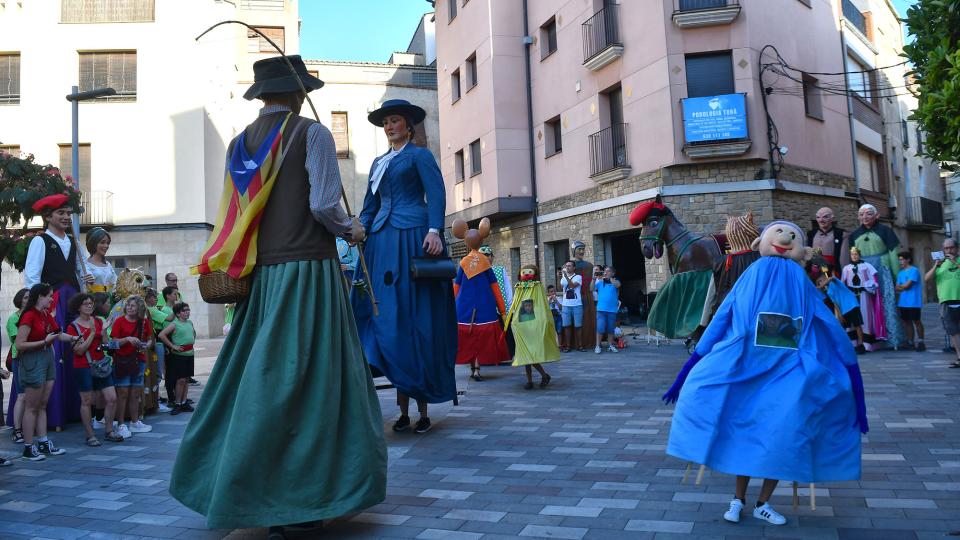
[352,224,457,404]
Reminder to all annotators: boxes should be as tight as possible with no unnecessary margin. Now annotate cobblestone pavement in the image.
[2,307,960,540]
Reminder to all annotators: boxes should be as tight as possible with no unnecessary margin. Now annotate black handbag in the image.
[410,257,458,281]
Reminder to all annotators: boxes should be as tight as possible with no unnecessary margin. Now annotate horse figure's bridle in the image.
[638,213,705,274]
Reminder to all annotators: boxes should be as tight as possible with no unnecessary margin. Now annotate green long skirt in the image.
[169,260,387,529]
[647,269,713,339]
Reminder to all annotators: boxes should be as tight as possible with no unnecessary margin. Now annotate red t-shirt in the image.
[110,316,153,361]
[18,308,60,344]
[66,318,105,369]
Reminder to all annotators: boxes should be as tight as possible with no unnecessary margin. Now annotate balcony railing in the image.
[80,190,114,227]
[582,4,622,68]
[904,196,944,230]
[678,0,731,10]
[842,0,867,36]
[588,123,628,177]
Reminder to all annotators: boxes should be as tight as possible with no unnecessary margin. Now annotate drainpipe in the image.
[521,0,542,266]
[840,27,861,203]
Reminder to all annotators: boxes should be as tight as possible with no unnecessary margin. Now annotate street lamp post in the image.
[65,85,115,291]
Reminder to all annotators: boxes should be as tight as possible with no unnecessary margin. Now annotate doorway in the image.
[603,231,646,320]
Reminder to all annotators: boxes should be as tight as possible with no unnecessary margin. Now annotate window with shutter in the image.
[466,53,478,89]
[60,0,155,23]
[451,69,461,103]
[248,26,285,53]
[454,150,465,184]
[802,72,823,120]
[330,112,349,159]
[79,51,137,101]
[0,53,20,104]
[684,51,734,98]
[541,17,558,59]
[0,145,20,156]
[58,143,92,193]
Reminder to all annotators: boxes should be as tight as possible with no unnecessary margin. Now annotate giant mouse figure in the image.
[662,220,867,527]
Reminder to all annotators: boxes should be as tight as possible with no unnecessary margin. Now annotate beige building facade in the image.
[0,0,299,337]
[435,0,943,313]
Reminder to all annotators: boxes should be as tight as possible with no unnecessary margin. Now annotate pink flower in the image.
[65,175,73,182]
[46,167,61,176]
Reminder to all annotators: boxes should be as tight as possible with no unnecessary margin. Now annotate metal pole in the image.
[70,85,89,292]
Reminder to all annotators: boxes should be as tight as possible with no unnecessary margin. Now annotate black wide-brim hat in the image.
[367,99,427,126]
[243,55,324,101]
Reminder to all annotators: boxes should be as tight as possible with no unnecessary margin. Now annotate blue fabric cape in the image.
[667,256,862,483]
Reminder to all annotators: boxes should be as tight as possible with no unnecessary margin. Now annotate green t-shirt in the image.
[935,259,960,302]
[148,306,173,334]
[6,310,20,358]
[168,318,196,356]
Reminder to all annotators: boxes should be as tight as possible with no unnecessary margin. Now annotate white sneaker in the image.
[92,418,105,430]
[128,421,152,433]
[117,424,132,439]
[157,403,172,413]
[607,345,619,353]
[753,502,786,525]
[723,498,744,523]
[594,346,602,354]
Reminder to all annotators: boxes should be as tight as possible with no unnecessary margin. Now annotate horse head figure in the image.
[629,194,727,275]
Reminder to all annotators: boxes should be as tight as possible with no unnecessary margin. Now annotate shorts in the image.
[941,302,960,336]
[596,311,617,334]
[561,304,583,328]
[113,361,146,388]
[843,308,864,328]
[74,367,114,392]
[17,348,56,389]
[552,312,562,334]
[168,352,195,381]
[898,307,921,321]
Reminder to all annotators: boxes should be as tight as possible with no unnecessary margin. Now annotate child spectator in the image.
[107,296,154,438]
[66,293,122,444]
[158,303,196,414]
[896,252,925,351]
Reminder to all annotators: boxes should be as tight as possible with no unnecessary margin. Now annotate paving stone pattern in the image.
[1,308,960,539]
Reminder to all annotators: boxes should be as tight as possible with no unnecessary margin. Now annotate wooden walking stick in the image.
[197,21,379,316]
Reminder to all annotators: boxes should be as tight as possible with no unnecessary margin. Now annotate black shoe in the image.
[916,342,926,352]
[12,429,23,444]
[414,417,432,433]
[267,526,286,540]
[179,402,195,412]
[22,445,44,461]
[0,456,11,467]
[188,378,200,386]
[392,415,411,432]
[524,381,534,390]
[170,405,181,416]
[38,440,65,456]
[855,344,866,355]
[540,374,552,388]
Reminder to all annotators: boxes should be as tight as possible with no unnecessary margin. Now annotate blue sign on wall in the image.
[682,93,748,143]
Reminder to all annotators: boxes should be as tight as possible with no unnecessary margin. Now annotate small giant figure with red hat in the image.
[17,194,94,429]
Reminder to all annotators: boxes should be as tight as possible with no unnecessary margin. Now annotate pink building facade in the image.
[434,0,920,313]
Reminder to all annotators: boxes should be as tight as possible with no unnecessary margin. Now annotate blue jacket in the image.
[359,144,445,233]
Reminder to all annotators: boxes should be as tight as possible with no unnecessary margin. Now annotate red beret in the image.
[31,194,71,213]
[629,200,666,226]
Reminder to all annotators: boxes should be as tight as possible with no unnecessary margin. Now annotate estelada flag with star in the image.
[193,113,292,278]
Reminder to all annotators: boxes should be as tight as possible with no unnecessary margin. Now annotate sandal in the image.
[86,436,101,447]
[470,370,484,381]
[524,381,534,390]
[950,361,960,369]
[104,431,124,443]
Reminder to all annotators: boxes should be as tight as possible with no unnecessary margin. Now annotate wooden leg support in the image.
[810,483,816,510]
[792,481,799,510]
[681,462,691,484]
[695,464,706,486]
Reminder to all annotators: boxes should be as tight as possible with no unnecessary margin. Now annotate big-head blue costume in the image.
[663,220,867,484]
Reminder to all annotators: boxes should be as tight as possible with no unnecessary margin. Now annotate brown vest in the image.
[226,112,338,266]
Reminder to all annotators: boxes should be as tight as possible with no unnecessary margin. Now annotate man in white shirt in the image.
[559,260,584,352]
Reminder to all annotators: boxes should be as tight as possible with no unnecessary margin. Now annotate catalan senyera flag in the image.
[192,113,292,279]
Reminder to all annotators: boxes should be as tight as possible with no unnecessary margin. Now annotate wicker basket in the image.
[198,271,251,304]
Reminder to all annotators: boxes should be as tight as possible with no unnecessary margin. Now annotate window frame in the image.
[60,0,155,23]
[801,72,823,121]
[248,26,285,54]
[465,52,478,91]
[0,53,20,105]
[454,149,465,184]
[58,143,92,193]
[78,50,137,102]
[545,115,562,158]
[451,68,461,103]
[469,139,482,177]
[540,17,558,60]
[684,51,734,99]
[448,0,457,22]
[330,111,349,159]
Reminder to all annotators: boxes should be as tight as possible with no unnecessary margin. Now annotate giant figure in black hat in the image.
[169,55,386,537]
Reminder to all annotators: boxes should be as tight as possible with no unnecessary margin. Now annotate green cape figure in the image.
[505,265,561,367]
